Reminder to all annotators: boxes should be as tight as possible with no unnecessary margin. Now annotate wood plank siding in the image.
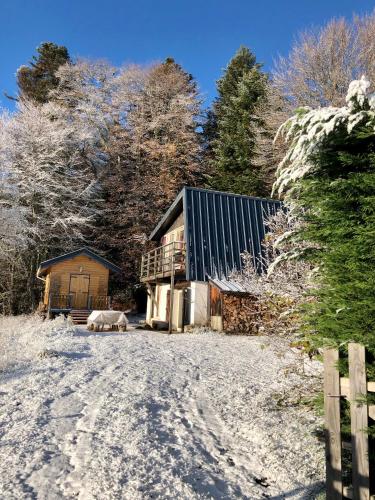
[43,255,109,306]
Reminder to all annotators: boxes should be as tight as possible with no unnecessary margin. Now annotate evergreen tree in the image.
[201,108,218,163]
[207,46,268,196]
[16,42,70,103]
[274,76,375,377]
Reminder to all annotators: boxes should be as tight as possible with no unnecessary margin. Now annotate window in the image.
[162,226,184,246]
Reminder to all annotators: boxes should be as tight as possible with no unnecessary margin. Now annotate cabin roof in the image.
[37,247,121,277]
[149,186,278,241]
[150,186,282,282]
[149,189,184,241]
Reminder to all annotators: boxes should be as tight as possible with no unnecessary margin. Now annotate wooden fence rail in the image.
[324,343,375,500]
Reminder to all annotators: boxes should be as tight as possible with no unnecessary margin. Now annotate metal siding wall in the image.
[249,200,260,267]
[226,196,235,270]
[185,188,281,281]
[241,198,255,261]
[196,190,205,281]
[210,193,221,278]
[185,189,195,281]
[204,190,214,277]
[221,195,231,273]
[183,188,190,281]
[215,194,226,277]
[231,197,242,271]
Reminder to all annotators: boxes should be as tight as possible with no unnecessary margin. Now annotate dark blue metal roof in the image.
[37,247,121,276]
[150,187,282,282]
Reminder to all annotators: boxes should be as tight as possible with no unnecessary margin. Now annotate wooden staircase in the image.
[70,309,90,325]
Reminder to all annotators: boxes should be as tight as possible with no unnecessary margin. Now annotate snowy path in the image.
[0,321,324,499]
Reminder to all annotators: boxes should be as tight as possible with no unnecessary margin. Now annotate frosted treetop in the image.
[273,76,375,196]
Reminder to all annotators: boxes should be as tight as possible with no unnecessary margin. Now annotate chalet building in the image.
[141,187,281,332]
[37,248,121,321]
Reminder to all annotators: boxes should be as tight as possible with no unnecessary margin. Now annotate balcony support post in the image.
[168,247,175,334]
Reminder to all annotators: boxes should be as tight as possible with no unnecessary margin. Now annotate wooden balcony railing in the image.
[48,294,110,310]
[140,241,186,281]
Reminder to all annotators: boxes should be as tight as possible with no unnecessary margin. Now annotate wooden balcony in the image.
[48,293,110,311]
[140,241,186,282]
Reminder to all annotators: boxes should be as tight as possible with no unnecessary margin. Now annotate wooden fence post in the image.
[324,348,343,499]
[348,343,370,500]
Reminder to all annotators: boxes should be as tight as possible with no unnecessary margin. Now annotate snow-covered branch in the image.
[273,76,375,196]
[230,208,313,301]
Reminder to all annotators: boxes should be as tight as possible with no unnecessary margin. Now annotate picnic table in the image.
[87,310,128,332]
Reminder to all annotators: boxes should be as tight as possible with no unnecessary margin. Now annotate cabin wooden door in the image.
[69,274,90,309]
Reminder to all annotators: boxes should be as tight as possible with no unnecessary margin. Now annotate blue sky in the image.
[1,0,375,110]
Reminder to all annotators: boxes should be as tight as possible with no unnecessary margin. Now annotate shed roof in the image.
[150,186,282,282]
[37,247,121,277]
[208,277,250,294]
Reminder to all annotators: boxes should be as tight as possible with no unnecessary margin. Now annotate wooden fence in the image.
[324,343,375,499]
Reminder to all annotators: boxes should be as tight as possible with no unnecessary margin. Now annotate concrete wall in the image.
[146,283,172,323]
[157,283,170,321]
[210,315,223,331]
[190,281,209,326]
[171,290,184,332]
[146,281,209,329]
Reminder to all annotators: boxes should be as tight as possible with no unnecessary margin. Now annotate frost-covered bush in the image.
[231,208,313,299]
[229,209,314,337]
[0,314,75,372]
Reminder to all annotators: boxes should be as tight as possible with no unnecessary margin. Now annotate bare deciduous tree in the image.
[99,60,205,295]
[273,12,375,108]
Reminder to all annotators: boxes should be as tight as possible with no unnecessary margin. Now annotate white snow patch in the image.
[346,75,371,110]
[0,316,325,499]
[0,314,77,372]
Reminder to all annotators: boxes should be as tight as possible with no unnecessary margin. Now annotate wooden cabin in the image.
[37,248,121,317]
[140,187,281,332]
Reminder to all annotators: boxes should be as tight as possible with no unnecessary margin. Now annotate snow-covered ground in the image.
[0,315,325,499]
